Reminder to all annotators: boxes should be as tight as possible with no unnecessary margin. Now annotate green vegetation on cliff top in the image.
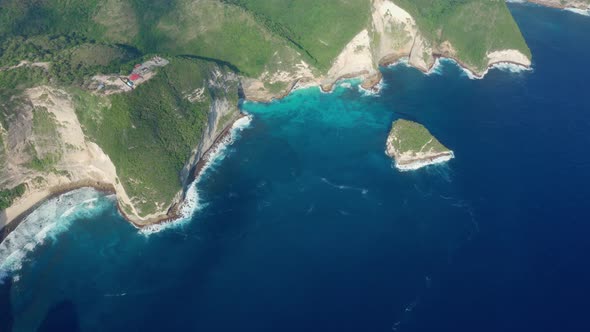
[0,0,531,74]
[395,0,531,70]
[390,119,450,154]
[73,58,238,215]
[0,183,25,210]
[0,0,532,217]
[0,0,370,76]
[221,0,370,71]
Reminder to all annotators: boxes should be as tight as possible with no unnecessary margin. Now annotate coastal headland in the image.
[0,0,552,234]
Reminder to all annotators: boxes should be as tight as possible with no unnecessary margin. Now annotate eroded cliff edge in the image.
[0,58,241,229]
[528,0,589,10]
[0,0,534,231]
[242,0,532,102]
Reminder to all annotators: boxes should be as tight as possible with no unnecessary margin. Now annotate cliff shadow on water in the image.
[0,278,14,332]
[37,300,80,332]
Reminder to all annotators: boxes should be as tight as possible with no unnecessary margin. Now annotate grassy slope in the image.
[69,44,135,67]
[0,0,531,73]
[0,0,102,37]
[73,58,237,215]
[222,0,371,72]
[0,67,49,128]
[0,51,237,217]
[391,119,449,154]
[152,0,281,77]
[394,0,531,70]
[0,0,371,76]
[0,0,278,76]
[0,0,533,215]
[0,35,141,86]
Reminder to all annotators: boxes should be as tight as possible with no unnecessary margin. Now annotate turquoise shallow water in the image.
[1,4,590,332]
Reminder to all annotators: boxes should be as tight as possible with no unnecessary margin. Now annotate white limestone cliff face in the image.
[528,0,589,10]
[487,49,532,67]
[1,66,242,229]
[179,67,241,190]
[0,86,135,227]
[371,0,417,63]
[321,29,377,90]
[243,0,533,102]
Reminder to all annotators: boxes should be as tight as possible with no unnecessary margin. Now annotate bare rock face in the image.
[0,86,125,225]
[0,63,242,228]
[386,119,454,171]
[179,67,241,190]
[528,0,590,10]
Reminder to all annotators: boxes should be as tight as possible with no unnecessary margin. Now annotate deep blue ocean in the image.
[1,4,590,332]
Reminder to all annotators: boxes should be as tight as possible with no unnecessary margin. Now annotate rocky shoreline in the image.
[0,49,530,236]
[528,0,590,10]
[0,108,247,235]
[0,0,536,237]
[394,151,455,171]
[0,50,524,236]
[385,119,454,171]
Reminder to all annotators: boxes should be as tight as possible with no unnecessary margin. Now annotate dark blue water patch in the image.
[2,3,590,331]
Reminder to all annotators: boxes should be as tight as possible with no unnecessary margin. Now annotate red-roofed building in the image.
[129,73,141,81]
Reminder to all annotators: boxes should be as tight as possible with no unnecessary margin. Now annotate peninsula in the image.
[0,0,534,231]
[386,120,454,171]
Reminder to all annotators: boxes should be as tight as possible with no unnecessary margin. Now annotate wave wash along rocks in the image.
[386,119,454,171]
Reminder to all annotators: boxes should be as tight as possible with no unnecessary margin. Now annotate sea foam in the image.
[395,152,455,172]
[457,60,532,80]
[425,58,444,76]
[358,80,384,97]
[565,8,590,16]
[0,188,114,282]
[139,114,253,236]
[388,56,531,80]
[0,115,254,276]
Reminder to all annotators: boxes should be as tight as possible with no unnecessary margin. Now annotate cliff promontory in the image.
[0,0,535,231]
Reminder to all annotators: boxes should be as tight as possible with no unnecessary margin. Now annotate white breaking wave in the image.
[395,152,455,172]
[386,57,411,69]
[565,8,590,16]
[0,188,115,282]
[489,62,532,73]
[387,56,444,76]
[319,78,361,94]
[388,56,531,80]
[358,80,384,97]
[425,58,444,76]
[387,57,443,75]
[387,56,446,76]
[456,59,532,80]
[0,115,254,277]
[139,114,254,236]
